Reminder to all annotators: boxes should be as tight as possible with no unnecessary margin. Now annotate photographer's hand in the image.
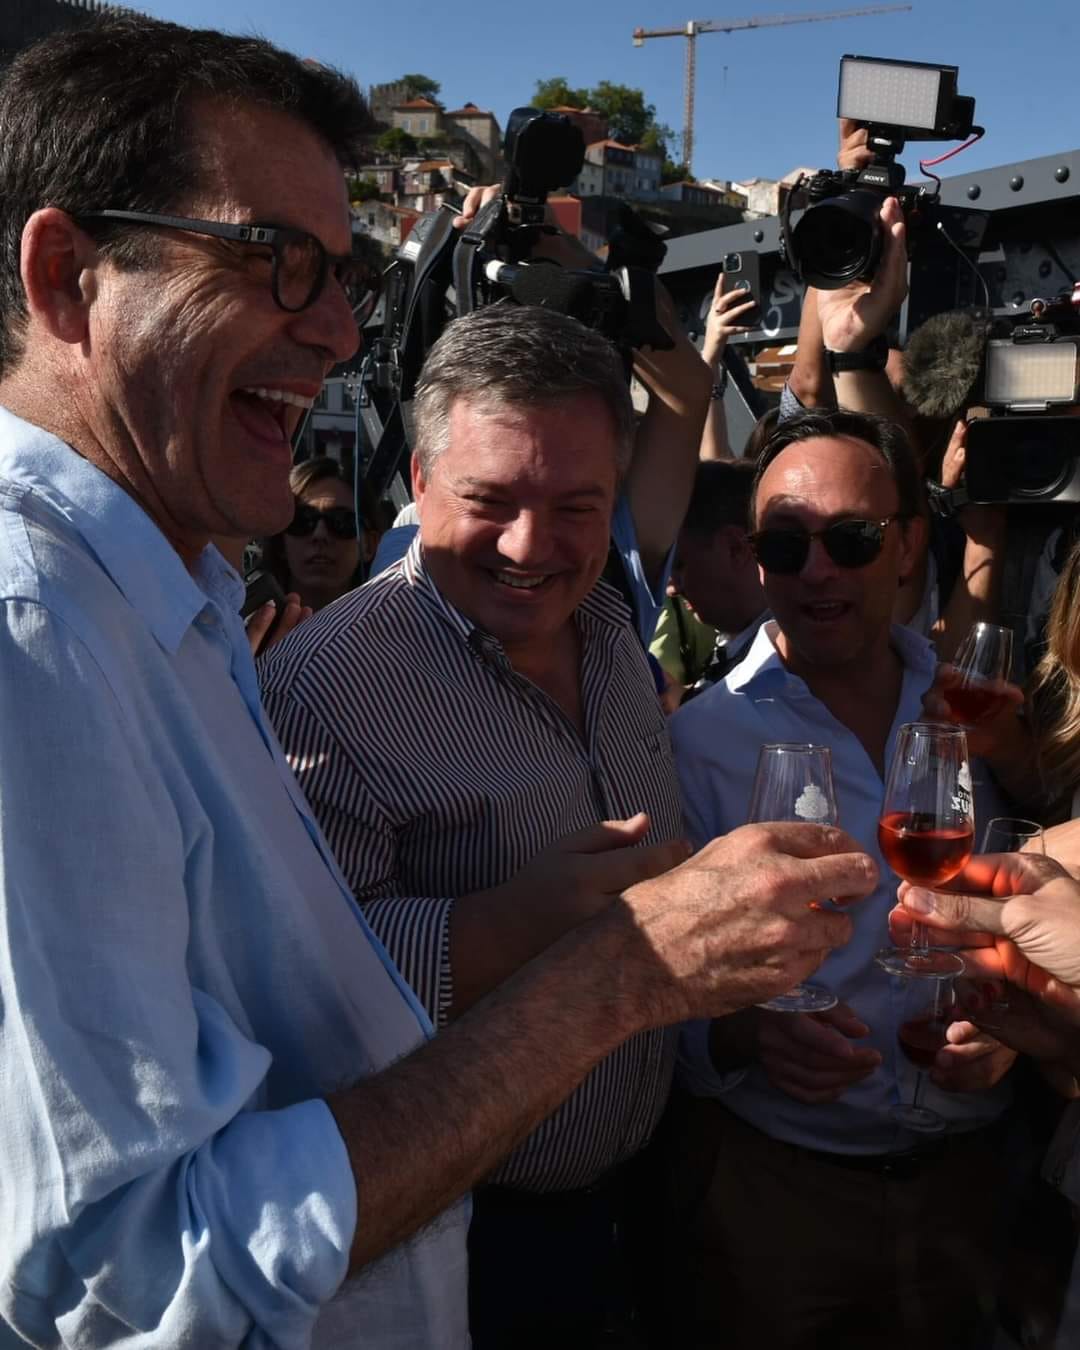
[628,282,712,573]
[815,195,907,355]
[837,117,874,172]
[701,271,757,370]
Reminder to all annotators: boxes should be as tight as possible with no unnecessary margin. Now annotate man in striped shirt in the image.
[259,305,847,1345]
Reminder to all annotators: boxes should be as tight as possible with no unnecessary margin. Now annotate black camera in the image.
[358,107,671,496]
[965,283,1080,505]
[784,56,979,290]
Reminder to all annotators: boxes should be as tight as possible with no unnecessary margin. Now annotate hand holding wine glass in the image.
[889,849,1080,1006]
[876,722,973,978]
[747,743,840,1013]
[946,623,1014,725]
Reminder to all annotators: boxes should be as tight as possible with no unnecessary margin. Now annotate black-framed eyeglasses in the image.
[285,503,358,540]
[748,516,902,576]
[78,209,381,320]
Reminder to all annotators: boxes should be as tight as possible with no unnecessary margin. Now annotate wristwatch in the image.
[710,367,728,400]
[825,336,889,374]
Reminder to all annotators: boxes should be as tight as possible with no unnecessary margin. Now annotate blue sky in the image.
[136,0,1078,185]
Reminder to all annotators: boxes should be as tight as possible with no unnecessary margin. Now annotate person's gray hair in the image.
[413,305,635,477]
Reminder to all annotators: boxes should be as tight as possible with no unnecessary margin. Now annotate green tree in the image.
[531,77,672,154]
[661,159,693,185]
[589,81,656,146]
[400,73,441,103]
[377,127,418,158]
[532,76,589,111]
[347,175,382,202]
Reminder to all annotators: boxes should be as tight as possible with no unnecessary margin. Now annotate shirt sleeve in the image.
[262,685,455,1028]
[676,1020,749,1098]
[778,379,806,424]
[610,494,674,648]
[0,600,355,1348]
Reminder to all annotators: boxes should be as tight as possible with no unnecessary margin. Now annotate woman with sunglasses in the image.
[262,457,376,614]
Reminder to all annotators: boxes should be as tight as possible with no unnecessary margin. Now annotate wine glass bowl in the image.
[981,817,1045,856]
[748,743,839,1014]
[943,623,1014,727]
[891,967,958,1133]
[875,722,972,979]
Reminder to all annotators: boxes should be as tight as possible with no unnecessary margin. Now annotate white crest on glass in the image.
[795,783,830,822]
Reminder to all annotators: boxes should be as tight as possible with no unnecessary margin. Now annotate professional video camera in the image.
[783,55,982,290]
[358,108,671,497]
[962,283,1080,505]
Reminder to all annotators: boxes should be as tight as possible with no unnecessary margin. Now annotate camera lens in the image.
[791,190,883,290]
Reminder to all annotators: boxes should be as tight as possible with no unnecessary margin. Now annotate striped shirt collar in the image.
[399,532,634,653]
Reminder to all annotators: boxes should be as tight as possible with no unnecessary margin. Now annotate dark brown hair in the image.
[0,12,371,375]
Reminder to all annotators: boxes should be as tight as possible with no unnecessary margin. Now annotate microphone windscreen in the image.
[902,309,991,420]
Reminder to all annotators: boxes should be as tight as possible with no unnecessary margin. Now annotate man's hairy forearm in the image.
[327,910,643,1273]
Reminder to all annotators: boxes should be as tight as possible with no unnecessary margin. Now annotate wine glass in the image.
[979,818,1045,1014]
[981,817,1045,856]
[891,967,957,1133]
[875,722,973,979]
[748,743,839,1014]
[944,622,1014,727]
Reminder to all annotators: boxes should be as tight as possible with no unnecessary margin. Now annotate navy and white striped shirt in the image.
[260,538,683,1193]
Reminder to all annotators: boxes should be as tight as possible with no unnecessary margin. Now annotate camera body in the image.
[358,108,671,496]
[783,55,978,291]
[965,283,1080,505]
[789,163,936,290]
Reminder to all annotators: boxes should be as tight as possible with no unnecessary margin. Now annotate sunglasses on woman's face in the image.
[748,516,901,576]
[285,504,358,540]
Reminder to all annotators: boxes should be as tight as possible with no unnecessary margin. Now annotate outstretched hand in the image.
[814,196,908,354]
[888,851,1080,1023]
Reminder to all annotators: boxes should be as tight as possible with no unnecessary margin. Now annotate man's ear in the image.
[410,449,427,510]
[20,207,98,346]
[897,512,929,587]
[727,524,754,567]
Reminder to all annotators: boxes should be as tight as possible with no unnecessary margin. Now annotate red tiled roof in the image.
[445,104,495,118]
[416,160,453,171]
[394,97,440,110]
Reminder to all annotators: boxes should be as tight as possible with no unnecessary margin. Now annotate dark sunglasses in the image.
[285,504,358,540]
[748,516,902,575]
[78,210,381,320]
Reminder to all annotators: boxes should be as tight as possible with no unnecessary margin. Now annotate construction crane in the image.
[632,5,911,174]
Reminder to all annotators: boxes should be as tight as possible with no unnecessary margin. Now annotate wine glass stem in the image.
[911,1070,925,1113]
[910,920,929,953]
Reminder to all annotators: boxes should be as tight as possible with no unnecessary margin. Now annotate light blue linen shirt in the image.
[670,619,1013,1154]
[0,408,469,1348]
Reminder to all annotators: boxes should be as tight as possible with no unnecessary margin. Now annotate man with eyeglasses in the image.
[0,14,883,1349]
[661,407,1016,1350]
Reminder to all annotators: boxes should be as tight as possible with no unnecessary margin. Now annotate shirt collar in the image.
[0,406,243,654]
[727,617,937,696]
[402,533,632,651]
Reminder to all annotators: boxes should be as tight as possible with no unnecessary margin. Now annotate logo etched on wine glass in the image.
[795,783,830,821]
[748,743,839,1014]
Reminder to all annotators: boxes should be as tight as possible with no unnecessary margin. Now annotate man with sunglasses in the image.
[0,15,882,1349]
[664,408,1016,1350]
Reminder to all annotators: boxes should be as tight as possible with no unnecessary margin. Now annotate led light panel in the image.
[985,340,1080,406]
[838,58,942,131]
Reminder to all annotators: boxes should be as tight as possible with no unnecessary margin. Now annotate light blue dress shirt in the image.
[670,619,1013,1154]
[0,408,469,1348]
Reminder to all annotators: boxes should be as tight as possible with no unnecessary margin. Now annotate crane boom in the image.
[632,3,912,173]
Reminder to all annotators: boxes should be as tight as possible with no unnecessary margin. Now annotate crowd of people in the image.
[2,11,1080,1350]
